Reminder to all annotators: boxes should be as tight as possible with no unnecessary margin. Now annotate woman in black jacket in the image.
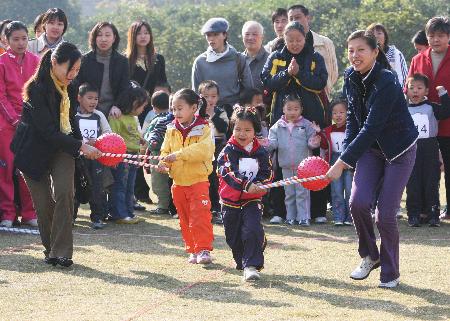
[126,20,167,204]
[326,31,418,288]
[75,22,130,118]
[12,42,101,267]
[126,20,167,125]
[261,21,328,225]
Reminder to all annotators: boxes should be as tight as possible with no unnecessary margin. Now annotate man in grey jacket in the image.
[241,21,269,92]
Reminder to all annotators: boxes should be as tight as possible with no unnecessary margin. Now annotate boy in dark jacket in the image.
[144,91,173,216]
[405,74,450,227]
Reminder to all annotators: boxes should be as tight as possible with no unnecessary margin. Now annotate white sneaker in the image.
[243,266,260,281]
[314,216,327,224]
[285,219,296,225]
[0,220,13,228]
[269,216,283,224]
[299,219,310,226]
[22,219,38,227]
[350,256,380,280]
[379,278,400,288]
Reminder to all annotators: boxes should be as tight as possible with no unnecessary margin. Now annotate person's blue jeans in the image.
[330,152,353,222]
[109,162,138,219]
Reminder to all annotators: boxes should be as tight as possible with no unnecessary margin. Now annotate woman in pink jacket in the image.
[0,21,39,227]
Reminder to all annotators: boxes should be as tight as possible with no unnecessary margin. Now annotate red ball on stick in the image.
[297,156,330,191]
[94,133,127,167]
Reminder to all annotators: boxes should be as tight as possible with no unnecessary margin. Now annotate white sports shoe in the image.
[379,278,400,288]
[243,266,260,281]
[314,216,327,224]
[350,256,380,280]
[0,220,13,228]
[22,219,38,227]
[269,216,283,224]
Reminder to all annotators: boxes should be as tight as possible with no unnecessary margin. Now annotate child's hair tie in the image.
[246,106,257,115]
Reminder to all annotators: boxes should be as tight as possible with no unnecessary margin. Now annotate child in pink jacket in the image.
[0,21,39,227]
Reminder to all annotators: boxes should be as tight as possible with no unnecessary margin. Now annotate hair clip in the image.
[246,106,257,115]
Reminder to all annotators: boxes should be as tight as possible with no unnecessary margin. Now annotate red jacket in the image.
[407,46,450,136]
[217,136,273,208]
[319,124,346,163]
[0,49,39,132]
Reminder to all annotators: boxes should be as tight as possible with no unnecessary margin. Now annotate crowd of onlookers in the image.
[0,5,449,237]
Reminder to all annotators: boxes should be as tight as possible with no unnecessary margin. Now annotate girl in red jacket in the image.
[217,106,273,281]
[320,99,353,226]
[0,21,39,227]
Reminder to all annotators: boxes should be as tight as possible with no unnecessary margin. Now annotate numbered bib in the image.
[411,113,430,139]
[239,158,259,182]
[330,132,345,153]
[79,119,98,142]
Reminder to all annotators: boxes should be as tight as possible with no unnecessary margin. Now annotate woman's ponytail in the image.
[23,49,52,101]
[172,88,209,118]
[375,44,391,71]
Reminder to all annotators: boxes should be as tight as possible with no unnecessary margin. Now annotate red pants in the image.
[172,181,214,253]
[0,127,35,221]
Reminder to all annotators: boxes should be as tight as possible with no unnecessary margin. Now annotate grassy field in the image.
[1,199,449,321]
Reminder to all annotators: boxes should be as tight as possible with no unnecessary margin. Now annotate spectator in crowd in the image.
[198,80,229,223]
[75,22,130,119]
[267,94,321,226]
[33,13,45,39]
[192,17,253,107]
[0,21,39,228]
[408,16,450,220]
[108,82,148,224]
[262,21,328,224]
[241,21,269,92]
[126,20,167,126]
[0,19,12,55]
[143,90,171,215]
[126,20,167,206]
[288,4,338,99]
[12,42,101,267]
[265,8,288,53]
[405,74,449,227]
[411,29,429,54]
[28,8,67,57]
[319,99,353,226]
[367,23,408,87]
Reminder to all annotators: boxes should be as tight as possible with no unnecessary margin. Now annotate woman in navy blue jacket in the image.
[326,30,418,288]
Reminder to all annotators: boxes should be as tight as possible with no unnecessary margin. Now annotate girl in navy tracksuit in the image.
[217,106,273,281]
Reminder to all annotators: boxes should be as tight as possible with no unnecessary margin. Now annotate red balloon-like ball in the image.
[94,133,127,167]
[297,156,330,191]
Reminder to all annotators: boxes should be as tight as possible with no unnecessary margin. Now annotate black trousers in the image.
[407,138,440,219]
[269,165,287,219]
[134,167,150,201]
[222,202,265,270]
[438,136,450,207]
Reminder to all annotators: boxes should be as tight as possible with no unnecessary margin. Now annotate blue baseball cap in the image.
[201,18,229,34]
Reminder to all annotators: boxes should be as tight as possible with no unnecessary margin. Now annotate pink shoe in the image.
[196,250,212,264]
[188,253,198,264]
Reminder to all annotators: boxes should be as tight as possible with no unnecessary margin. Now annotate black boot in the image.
[429,205,441,227]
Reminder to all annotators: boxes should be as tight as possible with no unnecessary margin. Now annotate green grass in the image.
[1,196,449,320]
